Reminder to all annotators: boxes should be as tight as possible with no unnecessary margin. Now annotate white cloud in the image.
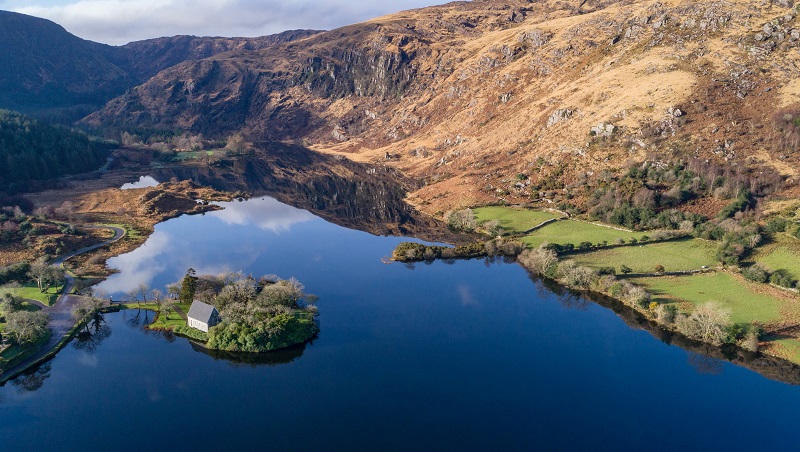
[5,0,443,45]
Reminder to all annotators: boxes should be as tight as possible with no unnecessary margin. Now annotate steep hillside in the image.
[0,110,112,190]
[0,11,132,113]
[105,30,321,84]
[0,9,319,119]
[85,0,800,215]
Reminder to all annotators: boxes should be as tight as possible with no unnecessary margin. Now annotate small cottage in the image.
[187,300,221,333]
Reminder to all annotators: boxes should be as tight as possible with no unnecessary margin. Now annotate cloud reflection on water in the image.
[96,197,317,295]
[120,176,159,190]
[96,231,172,294]
[209,197,316,232]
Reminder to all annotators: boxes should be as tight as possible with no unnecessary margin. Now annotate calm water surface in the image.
[2,196,800,450]
[120,175,159,190]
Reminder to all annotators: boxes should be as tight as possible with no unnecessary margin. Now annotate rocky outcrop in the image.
[81,0,800,214]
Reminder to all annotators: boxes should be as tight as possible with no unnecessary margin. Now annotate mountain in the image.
[106,30,321,85]
[0,11,133,115]
[84,0,800,213]
[0,9,319,120]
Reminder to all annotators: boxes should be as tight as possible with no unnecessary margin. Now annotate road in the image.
[0,225,126,382]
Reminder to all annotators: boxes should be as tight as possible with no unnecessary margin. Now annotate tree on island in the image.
[180,268,198,303]
[185,272,320,353]
[159,297,176,320]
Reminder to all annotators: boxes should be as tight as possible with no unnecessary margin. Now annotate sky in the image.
[0,0,446,45]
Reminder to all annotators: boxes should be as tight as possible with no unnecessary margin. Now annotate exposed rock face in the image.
[46,0,800,213]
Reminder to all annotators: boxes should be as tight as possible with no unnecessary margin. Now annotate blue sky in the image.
[0,0,445,45]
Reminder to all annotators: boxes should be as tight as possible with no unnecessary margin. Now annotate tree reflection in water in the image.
[122,308,151,329]
[687,351,724,376]
[72,314,112,354]
[188,340,309,368]
[11,363,52,392]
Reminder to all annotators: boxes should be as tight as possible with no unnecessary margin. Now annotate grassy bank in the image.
[522,220,642,248]
[632,272,793,325]
[572,239,717,273]
[752,234,800,281]
[120,302,191,330]
[5,283,63,306]
[0,331,51,371]
[473,206,562,233]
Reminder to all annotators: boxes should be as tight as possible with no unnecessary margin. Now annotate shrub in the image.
[743,329,760,352]
[765,217,789,233]
[483,219,503,236]
[654,264,665,273]
[769,269,795,288]
[717,188,752,219]
[393,242,426,261]
[654,304,678,324]
[446,209,477,232]
[596,267,616,276]
[620,265,632,274]
[624,285,651,308]
[741,264,769,283]
[173,324,209,342]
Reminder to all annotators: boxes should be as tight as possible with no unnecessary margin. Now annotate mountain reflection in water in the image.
[153,142,458,243]
[96,196,326,294]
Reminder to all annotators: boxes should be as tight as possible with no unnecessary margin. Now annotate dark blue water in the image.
[2,196,799,450]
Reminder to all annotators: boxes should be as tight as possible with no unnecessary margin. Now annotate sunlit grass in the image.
[571,239,717,273]
[633,272,792,325]
[522,220,641,248]
[473,206,561,233]
[1,283,62,306]
[752,234,800,280]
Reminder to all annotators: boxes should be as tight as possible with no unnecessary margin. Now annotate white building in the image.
[187,300,221,333]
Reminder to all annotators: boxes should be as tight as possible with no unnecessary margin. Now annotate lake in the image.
[2,195,800,450]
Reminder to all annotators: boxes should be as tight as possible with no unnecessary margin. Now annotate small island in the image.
[126,270,319,353]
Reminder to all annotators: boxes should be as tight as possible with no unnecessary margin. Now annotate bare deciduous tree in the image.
[517,247,558,276]
[676,302,731,346]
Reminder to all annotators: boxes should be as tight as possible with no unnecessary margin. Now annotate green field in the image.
[175,150,222,161]
[522,220,642,248]
[752,235,800,280]
[633,272,794,325]
[770,338,800,364]
[572,239,718,273]
[2,283,63,306]
[473,206,562,233]
[121,302,191,329]
[0,331,51,370]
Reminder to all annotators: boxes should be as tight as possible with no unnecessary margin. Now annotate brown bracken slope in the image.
[84,0,800,215]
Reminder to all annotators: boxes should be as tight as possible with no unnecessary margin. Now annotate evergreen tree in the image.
[180,268,198,303]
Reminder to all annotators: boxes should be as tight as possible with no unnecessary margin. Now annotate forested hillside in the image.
[0,110,112,190]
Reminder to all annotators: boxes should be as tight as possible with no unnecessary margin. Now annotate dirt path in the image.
[173,305,188,321]
[0,226,125,383]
